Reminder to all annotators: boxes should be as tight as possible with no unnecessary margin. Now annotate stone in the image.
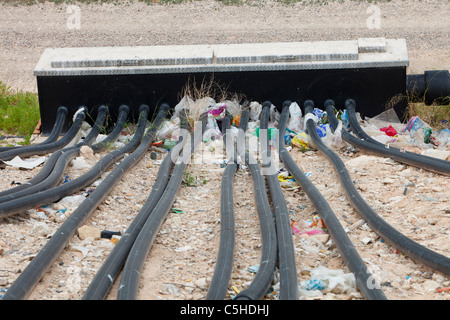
[422,280,439,292]
[77,225,101,240]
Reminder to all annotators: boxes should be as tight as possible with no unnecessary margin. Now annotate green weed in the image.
[0,81,40,145]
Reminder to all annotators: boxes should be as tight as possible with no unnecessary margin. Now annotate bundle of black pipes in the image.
[305,100,450,276]
[2,104,169,300]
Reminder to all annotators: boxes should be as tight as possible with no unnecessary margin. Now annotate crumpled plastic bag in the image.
[156,117,181,141]
[322,121,344,149]
[203,113,222,141]
[287,102,303,133]
[270,104,280,126]
[380,125,398,137]
[291,131,309,151]
[249,101,262,121]
[222,99,241,117]
[299,265,357,295]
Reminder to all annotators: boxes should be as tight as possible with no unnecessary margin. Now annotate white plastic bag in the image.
[249,101,262,121]
[287,102,303,133]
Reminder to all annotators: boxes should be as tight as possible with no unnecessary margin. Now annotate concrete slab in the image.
[358,37,387,53]
[34,39,408,77]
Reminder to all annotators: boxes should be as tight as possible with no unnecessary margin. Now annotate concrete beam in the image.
[34,38,408,77]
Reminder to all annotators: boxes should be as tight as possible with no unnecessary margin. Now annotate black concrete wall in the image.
[36,67,407,135]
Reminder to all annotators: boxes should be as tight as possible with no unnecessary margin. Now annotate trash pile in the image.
[354,108,450,154]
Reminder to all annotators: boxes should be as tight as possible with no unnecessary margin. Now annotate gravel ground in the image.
[0,0,449,302]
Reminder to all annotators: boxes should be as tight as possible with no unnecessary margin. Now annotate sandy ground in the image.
[0,0,449,302]
[0,0,449,92]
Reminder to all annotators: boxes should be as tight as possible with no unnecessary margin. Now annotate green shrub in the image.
[0,81,40,144]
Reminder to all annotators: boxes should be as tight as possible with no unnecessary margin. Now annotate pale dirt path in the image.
[0,0,449,92]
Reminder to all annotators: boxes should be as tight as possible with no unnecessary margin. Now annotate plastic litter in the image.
[304,279,326,291]
[71,157,92,170]
[287,102,303,133]
[299,265,357,295]
[380,125,398,137]
[249,101,262,121]
[55,194,86,209]
[291,215,327,236]
[247,265,260,273]
[2,156,46,169]
[291,131,309,151]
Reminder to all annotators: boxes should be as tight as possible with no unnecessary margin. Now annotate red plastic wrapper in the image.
[380,125,398,137]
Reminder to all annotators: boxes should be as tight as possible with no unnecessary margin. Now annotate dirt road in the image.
[0,0,449,92]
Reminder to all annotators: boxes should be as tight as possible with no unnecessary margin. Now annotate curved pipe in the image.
[76,105,109,147]
[0,106,114,204]
[308,100,450,276]
[259,101,298,300]
[342,99,450,175]
[83,110,188,300]
[407,70,450,105]
[233,110,278,300]
[0,106,128,199]
[278,100,386,300]
[2,104,169,300]
[90,105,129,154]
[0,106,68,152]
[206,115,237,300]
[117,112,207,300]
[0,105,146,219]
[0,106,87,161]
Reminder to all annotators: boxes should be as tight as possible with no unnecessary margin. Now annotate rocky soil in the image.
[0,0,448,301]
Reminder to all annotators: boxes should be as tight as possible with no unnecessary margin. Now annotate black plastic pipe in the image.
[0,106,87,161]
[82,110,189,300]
[407,70,450,105]
[117,112,207,300]
[76,105,109,147]
[307,100,450,276]
[278,100,386,300]
[0,105,146,219]
[90,105,129,154]
[233,146,278,300]
[343,99,450,175]
[2,104,169,300]
[0,106,128,199]
[0,106,68,152]
[206,115,238,300]
[0,106,112,204]
[259,101,298,300]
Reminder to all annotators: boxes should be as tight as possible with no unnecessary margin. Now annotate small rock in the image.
[382,178,395,184]
[311,233,330,244]
[361,237,373,245]
[422,280,439,292]
[77,225,101,240]
[194,277,208,290]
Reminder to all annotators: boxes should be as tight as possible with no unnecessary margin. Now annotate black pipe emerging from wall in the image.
[407,70,450,105]
[342,99,450,176]
[232,109,278,301]
[2,104,169,300]
[83,110,188,300]
[117,112,207,300]
[308,100,450,276]
[0,106,147,219]
[0,106,128,199]
[259,101,298,300]
[0,106,67,152]
[0,106,87,161]
[0,106,123,204]
[278,100,386,300]
[206,115,238,300]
